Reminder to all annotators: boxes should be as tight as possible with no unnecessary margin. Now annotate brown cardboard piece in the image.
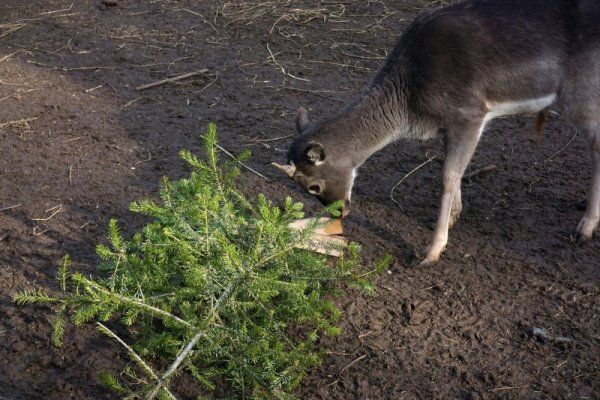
[288,218,346,257]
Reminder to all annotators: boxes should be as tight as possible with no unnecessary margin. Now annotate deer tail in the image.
[535,108,549,145]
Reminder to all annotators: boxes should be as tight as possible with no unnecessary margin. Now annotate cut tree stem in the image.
[146,283,236,400]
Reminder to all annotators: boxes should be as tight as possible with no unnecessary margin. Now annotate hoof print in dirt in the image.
[98,0,117,10]
[401,301,415,325]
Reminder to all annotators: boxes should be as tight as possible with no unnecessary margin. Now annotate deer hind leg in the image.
[575,123,600,242]
[442,134,463,230]
[420,122,483,266]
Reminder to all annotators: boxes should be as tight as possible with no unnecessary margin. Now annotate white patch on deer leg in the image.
[484,94,556,123]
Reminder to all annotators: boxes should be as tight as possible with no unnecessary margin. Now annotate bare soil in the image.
[0,1,598,399]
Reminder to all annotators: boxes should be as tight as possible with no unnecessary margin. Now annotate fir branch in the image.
[58,255,70,292]
[96,322,177,400]
[51,308,66,347]
[77,276,195,330]
[13,289,61,305]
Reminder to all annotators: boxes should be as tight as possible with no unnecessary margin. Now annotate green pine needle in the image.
[98,371,127,394]
[51,311,66,347]
[13,289,60,306]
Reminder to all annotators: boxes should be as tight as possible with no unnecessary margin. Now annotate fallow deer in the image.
[273,0,600,265]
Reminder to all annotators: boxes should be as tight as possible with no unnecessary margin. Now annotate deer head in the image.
[271,107,356,218]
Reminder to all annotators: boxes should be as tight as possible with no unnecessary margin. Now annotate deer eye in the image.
[308,183,322,195]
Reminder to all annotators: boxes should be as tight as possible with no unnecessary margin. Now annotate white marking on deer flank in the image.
[484,94,557,123]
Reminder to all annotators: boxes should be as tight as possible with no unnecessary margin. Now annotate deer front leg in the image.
[575,129,600,242]
[420,123,483,266]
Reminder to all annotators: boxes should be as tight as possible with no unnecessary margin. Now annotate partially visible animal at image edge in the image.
[272,0,600,265]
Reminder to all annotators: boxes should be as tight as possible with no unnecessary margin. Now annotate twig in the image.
[136,148,152,164]
[0,204,21,212]
[38,3,73,16]
[176,8,218,34]
[326,354,368,386]
[27,60,115,71]
[0,117,37,129]
[0,80,31,87]
[84,84,102,93]
[204,136,270,181]
[390,155,437,207]
[62,136,83,144]
[0,23,27,39]
[192,72,219,94]
[0,51,22,63]
[136,69,209,91]
[266,43,310,82]
[247,134,293,143]
[464,164,497,180]
[545,131,578,163]
[489,385,527,392]
[574,371,600,379]
[339,354,367,375]
[269,86,345,102]
[0,88,37,104]
[120,96,142,110]
[32,204,63,221]
[308,59,372,71]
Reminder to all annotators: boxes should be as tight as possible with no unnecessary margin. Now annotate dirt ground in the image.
[0,1,598,399]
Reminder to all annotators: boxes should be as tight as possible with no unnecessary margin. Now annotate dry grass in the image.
[215,0,396,37]
[214,0,400,97]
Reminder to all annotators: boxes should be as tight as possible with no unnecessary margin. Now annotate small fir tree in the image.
[14,123,389,399]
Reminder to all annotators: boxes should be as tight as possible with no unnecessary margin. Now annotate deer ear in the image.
[296,107,311,133]
[305,143,325,165]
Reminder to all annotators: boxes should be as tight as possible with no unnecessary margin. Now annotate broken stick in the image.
[136,69,209,91]
[463,164,497,180]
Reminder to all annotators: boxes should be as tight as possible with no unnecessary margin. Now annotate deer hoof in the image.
[573,230,592,245]
[574,218,597,244]
[418,254,440,267]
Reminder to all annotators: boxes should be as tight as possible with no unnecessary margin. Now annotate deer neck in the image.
[316,78,425,168]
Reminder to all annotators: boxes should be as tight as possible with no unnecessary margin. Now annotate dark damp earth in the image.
[0,1,598,399]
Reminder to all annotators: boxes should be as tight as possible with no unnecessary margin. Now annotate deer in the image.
[272,0,600,266]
